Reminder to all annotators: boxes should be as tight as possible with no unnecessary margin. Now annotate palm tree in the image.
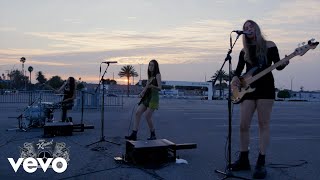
[20,57,26,75]
[211,70,229,99]
[28,66,33,84]
[118,65,139,97]
[20,57,27,90]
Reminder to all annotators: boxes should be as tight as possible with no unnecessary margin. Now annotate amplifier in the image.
[43,122,73,137]
[125,139,197,168]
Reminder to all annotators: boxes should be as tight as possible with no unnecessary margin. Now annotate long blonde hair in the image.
[242,20,268,65]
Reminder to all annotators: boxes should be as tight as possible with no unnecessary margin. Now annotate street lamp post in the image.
[138,63,142,86]
[139,63,142,81]
[290,77,294,92]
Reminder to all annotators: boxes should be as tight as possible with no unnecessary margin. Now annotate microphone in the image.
[233,30,252,35]
[102,61,118,64]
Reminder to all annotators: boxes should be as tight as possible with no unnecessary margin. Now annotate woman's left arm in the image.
[268,41,289,70]
[63,85,77,103]
[56,81,67,93]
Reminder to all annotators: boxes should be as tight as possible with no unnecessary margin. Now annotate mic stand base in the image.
[86,136,121,151]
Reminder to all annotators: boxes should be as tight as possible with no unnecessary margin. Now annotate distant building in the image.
[285,91,320,101]
[159,80,213,100]
[85,83,142,95]
[87,80,214,99]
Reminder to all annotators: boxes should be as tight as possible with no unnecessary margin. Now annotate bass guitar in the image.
[138,77,156,104]
[231,39,319,104]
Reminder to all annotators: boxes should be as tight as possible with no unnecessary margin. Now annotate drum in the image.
[40,102,55,109]
[24,105,45,127]
[40,102,59,121]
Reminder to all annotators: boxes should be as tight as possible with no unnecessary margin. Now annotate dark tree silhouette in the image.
[118,65,139,97]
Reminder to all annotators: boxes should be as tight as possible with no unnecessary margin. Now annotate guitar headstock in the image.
[294,38,319,56]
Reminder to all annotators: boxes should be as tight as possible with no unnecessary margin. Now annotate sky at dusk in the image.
[0,0,319,91]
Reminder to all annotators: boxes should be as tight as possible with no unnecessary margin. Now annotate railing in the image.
[0,91,61,104]
[0,90,124,110]
[75,91,124,110]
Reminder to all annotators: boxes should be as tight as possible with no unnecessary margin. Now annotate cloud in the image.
[1,16,317,69]
[0,48,62,56]
[264,0,320,25]
[63,18,82,24]
[24,19,234,51]
[22,19,232,57]
[0,27,16,32]
[127,16,137,20]
[27,60,72,66]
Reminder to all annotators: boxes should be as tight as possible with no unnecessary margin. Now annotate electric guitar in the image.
[138,77,156,104]
[231,39,319,104]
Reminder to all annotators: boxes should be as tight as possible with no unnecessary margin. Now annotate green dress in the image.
[139,77,159,109]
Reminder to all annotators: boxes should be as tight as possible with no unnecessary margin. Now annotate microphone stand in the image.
[72,90,95,132]
[214,33,250,180]
[86,62,120,150]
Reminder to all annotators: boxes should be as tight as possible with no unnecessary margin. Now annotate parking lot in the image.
[0,98,319,179]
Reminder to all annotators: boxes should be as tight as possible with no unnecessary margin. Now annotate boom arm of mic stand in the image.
[211,34,240,88]
[95,63,110,93]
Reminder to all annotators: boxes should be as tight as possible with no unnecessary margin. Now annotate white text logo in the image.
[8,157,68,173]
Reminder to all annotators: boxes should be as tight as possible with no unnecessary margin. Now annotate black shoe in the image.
[253,153,267,179]
[253,165,267,179]
[230,159,251,171]
[67,117,72,122]
[229,151,251,171]
[125,131,137,141]
[147,131,156,140]
[147,135,156,140]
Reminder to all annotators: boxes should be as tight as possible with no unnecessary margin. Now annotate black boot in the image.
[253,153,267,179]
[147,130,156,140]
[229,151,251,171]
[125,130,137,141]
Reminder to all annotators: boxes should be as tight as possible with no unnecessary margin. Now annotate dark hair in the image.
[68,77,76,91]
[147,59,160,78]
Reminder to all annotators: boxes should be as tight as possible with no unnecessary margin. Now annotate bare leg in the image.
[239,100,256,151]
[256,99,274,155]
[133,104,147,131]
[145,108,155,131]
[61,108,67,122]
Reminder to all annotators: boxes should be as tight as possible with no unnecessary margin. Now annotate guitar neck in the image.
[247,52,295,85]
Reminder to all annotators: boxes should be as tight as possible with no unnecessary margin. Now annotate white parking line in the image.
[251,136,320,140]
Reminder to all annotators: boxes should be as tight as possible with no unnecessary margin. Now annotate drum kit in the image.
[23,101,61,128]
[8,92,94,133]
[15,96,64,130]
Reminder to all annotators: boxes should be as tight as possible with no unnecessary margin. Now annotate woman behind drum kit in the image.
[55,77,76,122]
